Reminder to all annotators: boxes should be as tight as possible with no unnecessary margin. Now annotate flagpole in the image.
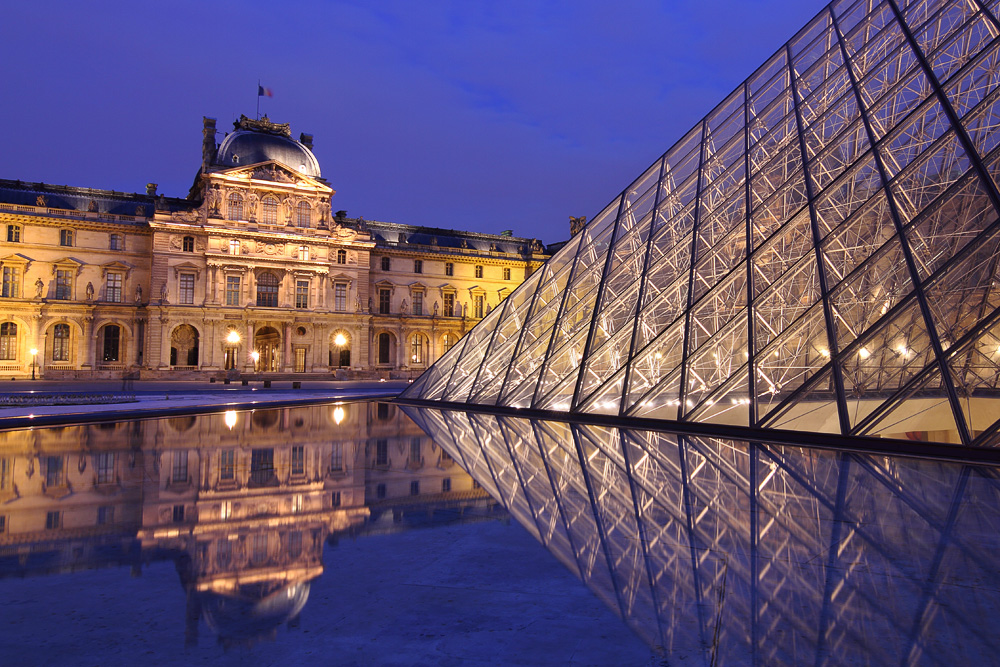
[256,79,260,120]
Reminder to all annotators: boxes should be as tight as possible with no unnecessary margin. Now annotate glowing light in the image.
[29,348,37,357]
[334,333,347,346]
[226,330,241,345]
[654,352,663,359]
[819,348,830,358]
[251,350,260,362]
[224,410,237,430]
[333,406,345,424]
[896,343,909,356]
[859,348,871,359]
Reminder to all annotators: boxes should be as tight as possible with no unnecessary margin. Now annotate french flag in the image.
[258,85,274,98]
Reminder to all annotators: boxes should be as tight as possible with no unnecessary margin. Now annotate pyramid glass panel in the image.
[401,0,1000,447]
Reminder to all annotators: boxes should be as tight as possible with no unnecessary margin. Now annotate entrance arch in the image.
[254,326,281,372]
[170,324,199,367]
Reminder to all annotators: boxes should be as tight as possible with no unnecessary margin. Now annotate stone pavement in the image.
[0,378,410,429]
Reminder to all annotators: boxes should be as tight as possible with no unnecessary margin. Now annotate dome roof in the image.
[215,119,321,178]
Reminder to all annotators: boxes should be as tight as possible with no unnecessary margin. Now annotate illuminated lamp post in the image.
[225,330,240,370]
[30,348,38,380]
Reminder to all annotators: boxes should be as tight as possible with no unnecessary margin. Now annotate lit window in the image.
[179,273,195,305]
[60,229,73,246]
[337,249,347,264]
[292,494,303,512]
[335,283,347,312]
[503,267,511,281]
[445,262,453,276]
[298,245,309,261]
[256,272,279,307]
[6,225,20,243]
[225,276,241,306]
[410,334,424,364]
[0,323,16,360]
[55,269,72,300]
[475,265,483,279]
[182,236,194,252]
[262,197,279,225]
[106,272,123,303]
[227,193,244,220]
[414,259,422,274]
[1,266,20,298]
[52,324,70,361]
[296,280,309,309]
[229,239,240,255]
[109,233,124,251]
[413,292,423,316]
[381,257,390,271]
[296,201,310,227]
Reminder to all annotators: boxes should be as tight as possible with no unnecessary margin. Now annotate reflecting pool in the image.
[0,402,654,665]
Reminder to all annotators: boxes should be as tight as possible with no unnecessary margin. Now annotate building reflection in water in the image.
[0,402,499,647]
[403,406,1000,665]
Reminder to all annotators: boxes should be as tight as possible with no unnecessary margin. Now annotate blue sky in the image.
[2,0,822,243]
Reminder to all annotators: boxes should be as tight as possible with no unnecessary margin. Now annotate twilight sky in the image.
[1,0,822,243]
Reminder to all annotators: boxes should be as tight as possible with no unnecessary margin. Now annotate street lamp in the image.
[226,330,241,345]
[30,348,38,380]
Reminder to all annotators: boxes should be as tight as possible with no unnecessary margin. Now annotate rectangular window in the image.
[45,456,63,487]
[60,230,73,246]
[292,494,303,513]
[474,294,484,318]
[330,443,343,471]
[288,531,303,558]
[179,273,195,305]
[414,259,422,273]
[250,448,276,486]
[331,491,341,507]
[172,451,188,482]
[95,452,114,484]
[475,265,483,279]
[375,439,388,466]
[229,239,240,255]
[0,458,8,489]
[376,483,386,499]
[225,276,241,306]
[1,266,19,298]
[172,505,185,523]
[295,280,309,309]
[46,511,61,530]
[55,269,72,300]
[52,325,70,361]
[442,478,451,492]
[413,292,423,316]
[298,245,309,261]
[6,225,20,243]
[410,438,420,462]
[381,257,390,271]
[379,288,390,314]
[410,480,419,496]
[503,267,511,280]
[444,293,455,317]
[106,272,123,303]
[97,506,114,525]
[445,262,453,276]
[109,234,124,251]
[291,446,305,475]
[221,500,232,520]
[220,450,235,480]
[335,283,346,312]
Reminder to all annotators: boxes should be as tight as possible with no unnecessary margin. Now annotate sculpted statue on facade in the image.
[35,278,44,298]
[86,282,94,301]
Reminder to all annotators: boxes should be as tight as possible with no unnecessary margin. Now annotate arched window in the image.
[442,333,454,354]
[0,322,16,360]
[101,325,121,362]
[262,196,279,225]
[227,193,244,221]
[182,236,195,252]
[52,324,70,362]
[336,249,347,264]
[256,272,279,307]
[296,201,310,228]
[410,334,425,365]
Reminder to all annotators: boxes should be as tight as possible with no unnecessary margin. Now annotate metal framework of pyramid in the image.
[403,0,1000,447]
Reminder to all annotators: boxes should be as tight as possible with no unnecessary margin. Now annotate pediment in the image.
[0,253,33,265]
[216,161,333,193]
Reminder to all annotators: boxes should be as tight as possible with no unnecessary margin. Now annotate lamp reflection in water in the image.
[224,410,237,430]
[402,405,1000,665]
[30,347,37,380]
[333,405,345,425]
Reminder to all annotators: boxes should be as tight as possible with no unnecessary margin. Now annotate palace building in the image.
[0,115,549,379]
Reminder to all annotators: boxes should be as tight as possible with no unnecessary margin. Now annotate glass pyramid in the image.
[402,0,1000,447]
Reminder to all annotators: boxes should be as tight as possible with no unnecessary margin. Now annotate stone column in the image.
[159,318,171,369]
[82,315,95,369]
[282,321,293,372]
[244,320,255,372]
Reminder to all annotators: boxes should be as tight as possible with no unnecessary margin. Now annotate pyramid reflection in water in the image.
[403,405,1000,664]
[403,0,1000,446]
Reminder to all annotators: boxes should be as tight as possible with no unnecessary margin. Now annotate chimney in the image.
[146,183,158,196]
[299,133,314,150]
[202,117,217,172]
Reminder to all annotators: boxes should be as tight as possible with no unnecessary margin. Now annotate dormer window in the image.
[227,193,244,221]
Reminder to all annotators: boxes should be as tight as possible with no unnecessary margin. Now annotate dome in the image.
[215,121,321,179]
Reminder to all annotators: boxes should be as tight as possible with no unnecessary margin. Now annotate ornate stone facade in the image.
[0,116,549,378]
